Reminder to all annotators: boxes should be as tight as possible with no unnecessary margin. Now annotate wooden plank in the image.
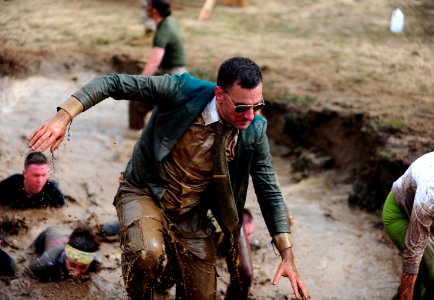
[198,0,216,20]
[217,0,248,6]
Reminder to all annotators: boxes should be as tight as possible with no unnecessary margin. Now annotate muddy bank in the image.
[263,101,434,213]
[10,51,428,215]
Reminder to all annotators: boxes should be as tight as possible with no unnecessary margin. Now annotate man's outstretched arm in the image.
[28,97,83,153]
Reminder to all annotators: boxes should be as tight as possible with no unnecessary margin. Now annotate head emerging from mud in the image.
[23,151,49,196]
[65,225,100,277]
[215,57,264,130]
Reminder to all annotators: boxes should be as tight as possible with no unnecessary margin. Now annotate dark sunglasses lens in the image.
[234,103,265,113]
[234,105,251,113]
[253,103,265,112]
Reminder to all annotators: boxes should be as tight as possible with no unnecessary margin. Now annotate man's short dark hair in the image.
[151,0,171,18]
[68,224,100,253]
[217,57,262,91]
[24,152,48,169]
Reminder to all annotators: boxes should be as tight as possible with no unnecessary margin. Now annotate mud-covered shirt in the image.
[0,174,64,209]
[392,151,434,274]
[162,97,237,216]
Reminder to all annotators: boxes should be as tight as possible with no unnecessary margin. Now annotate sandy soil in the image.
[1,0,433,299]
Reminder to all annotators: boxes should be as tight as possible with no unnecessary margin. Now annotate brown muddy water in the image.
[0,73,401,299]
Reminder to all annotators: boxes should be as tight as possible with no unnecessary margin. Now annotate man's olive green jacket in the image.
[72,73,290,236]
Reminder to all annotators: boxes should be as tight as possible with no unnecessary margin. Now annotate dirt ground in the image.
[1,0,433,299]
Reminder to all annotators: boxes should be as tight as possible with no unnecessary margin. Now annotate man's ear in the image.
[214,86,223,103]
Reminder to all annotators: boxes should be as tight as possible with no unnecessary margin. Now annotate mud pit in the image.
[0,70,401,300]
[1,0,434,299]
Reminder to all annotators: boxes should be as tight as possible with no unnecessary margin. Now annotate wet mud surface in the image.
[0,74,401,299]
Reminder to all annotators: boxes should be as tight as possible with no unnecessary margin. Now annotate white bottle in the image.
[390,8,404,33]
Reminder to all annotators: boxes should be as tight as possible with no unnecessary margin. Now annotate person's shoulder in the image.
[0,174,25,207]
[178,73,215,90]
[414,151,434,165]
[0,173,23,184]
[167,16,180,27]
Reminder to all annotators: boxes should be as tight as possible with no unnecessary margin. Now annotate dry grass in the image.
[1,0,433,134]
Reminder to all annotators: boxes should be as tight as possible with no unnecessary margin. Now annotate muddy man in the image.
[28,57,310,300]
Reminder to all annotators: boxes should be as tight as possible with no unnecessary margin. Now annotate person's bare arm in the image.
[28,97,83,153]
[141,47,165,75]
[399,272,417,300]
[272,233,309,300]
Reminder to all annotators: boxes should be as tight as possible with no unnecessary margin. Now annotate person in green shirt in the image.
[130,0,187,129]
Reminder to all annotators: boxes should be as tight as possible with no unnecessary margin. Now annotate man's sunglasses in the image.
[224,91,265,113]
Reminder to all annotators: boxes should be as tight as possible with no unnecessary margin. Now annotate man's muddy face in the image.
[23,164,49,196]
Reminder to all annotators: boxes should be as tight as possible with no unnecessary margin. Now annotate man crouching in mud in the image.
[28,56,310,300]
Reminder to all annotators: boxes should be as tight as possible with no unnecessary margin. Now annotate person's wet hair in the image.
[24,152,48,169]
[151,0,171,18]
[217,57,263,91]
[68,224,100,253]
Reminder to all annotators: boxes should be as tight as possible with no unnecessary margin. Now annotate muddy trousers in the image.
[382,191,434,299]
[114,178,217,300]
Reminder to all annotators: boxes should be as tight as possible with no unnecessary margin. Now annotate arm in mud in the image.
[28,228,50,254]
[24,245,65,279]
[238,226,253,281]
[0,247,16,277]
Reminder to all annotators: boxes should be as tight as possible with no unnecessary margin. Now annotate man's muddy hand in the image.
[28,109,72,153]
[272,247,310,300]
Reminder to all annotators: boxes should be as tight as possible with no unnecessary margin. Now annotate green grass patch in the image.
[95,36,110,45]
[370,116,408,133]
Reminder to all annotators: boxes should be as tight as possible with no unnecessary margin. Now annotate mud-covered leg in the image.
[224,228,253,300]
[115,185,168,300]
[174,241,217,300]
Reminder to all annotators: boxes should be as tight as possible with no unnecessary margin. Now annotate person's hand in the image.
[273,247,310,300]
[28,109,71,153]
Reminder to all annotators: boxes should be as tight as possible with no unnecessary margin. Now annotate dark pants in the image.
[114,176,217,300]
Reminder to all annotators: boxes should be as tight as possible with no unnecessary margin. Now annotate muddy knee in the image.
[121,225,166,298]
[122,224,165,272]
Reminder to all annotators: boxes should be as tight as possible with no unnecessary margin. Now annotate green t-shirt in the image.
[153,17,186,69]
